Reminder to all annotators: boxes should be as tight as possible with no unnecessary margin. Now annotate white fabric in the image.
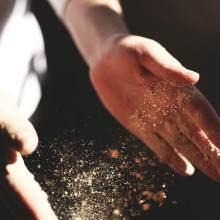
[47,0,69,18]
[0,0,46,119]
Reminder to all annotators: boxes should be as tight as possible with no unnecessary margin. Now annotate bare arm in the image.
[48,0,220,181]
[63,0,127,67]
[62,0,199,85]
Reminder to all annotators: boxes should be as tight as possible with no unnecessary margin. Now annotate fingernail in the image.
[186,70,200,84]
[185,162,195,175]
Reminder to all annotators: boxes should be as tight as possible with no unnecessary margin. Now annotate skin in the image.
[0,90,58,219]
[90,34,220,181]
[64,0,220,180]
[0,0,219,218]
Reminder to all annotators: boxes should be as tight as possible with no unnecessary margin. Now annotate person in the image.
[0,0,219,219]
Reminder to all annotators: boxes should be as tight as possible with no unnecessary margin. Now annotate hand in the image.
[0,152,58,219]
[0,89,38,163]
[0,89,57,219]
[90,34,220,181]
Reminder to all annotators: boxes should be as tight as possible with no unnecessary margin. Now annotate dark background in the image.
[33,0,220,220]
[2,0,220,219]
[32,0,220,133]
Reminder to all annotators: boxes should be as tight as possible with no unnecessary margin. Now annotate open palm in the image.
[90,35,220,181]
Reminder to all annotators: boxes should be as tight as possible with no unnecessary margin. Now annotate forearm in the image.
[63,0,129,68]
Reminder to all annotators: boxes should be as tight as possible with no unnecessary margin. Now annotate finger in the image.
[141,132,195,176]
[0,152,57,219]
[160,121,220,182]
[178,87,220,148]
[175,113,220,169]
[1,114,38,156]
[140,39,200,86]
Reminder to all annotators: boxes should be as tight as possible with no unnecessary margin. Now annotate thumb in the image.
[140,39,200,86]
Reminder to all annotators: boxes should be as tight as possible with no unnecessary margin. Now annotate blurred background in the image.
[32,0,220,219]
[2,0,220,219]
[32,0,220,132]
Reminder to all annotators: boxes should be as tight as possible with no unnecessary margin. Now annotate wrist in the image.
[81,6,129,68]
[64,0,129,68]
[90,32,129,70]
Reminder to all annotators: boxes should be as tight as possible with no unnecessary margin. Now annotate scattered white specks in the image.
[113,209,120,216]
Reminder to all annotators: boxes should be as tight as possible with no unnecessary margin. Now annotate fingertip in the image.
[171,69,200,87]
[184,69,200,84]
[183,159,195,176]
[20,132,38,156]
[152,67,200,87]
[17,121,39,156]
[160,153,195,176]
[165,152,195,176]
[20,138,38,156]
[170,160,195,176]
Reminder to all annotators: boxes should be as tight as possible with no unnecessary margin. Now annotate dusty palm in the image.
[90,35,220,181]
